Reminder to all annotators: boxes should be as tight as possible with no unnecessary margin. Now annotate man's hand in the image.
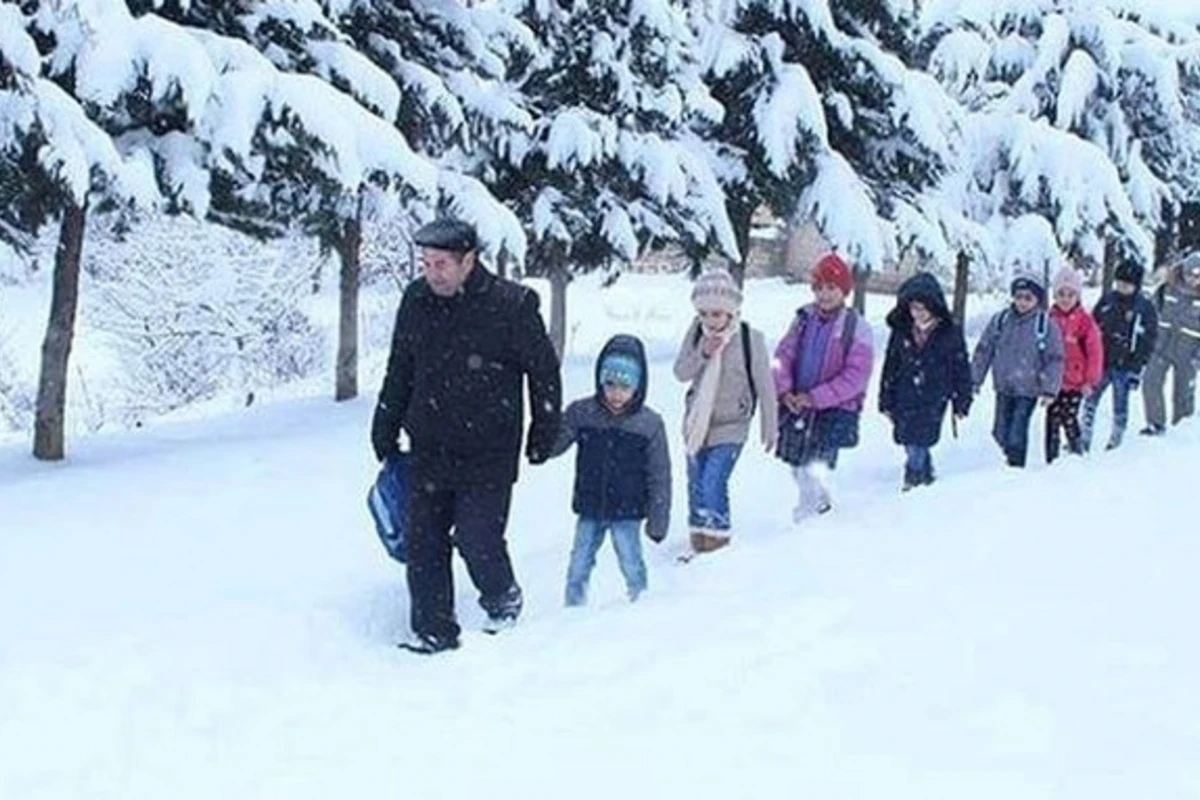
[645,523,666,544]
[1040,395,1055,407]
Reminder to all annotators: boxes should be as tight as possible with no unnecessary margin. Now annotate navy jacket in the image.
[551,335,671,540]
[879,273,973,447]
[1093,289,1158,373]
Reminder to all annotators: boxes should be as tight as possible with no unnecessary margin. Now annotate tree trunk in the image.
[728,199,756,288]
[1102,238,1116,292]
[34,201,86,461]
[548,259,569,360]
[852,266,869,315]
[953,250,970,324]
[334,208,362,402]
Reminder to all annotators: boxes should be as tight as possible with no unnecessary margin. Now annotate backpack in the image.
[693,320,759,410]
[997,308,1049,352]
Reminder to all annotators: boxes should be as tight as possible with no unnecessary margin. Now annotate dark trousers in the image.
[904,445,933,485]
[1044,389,1083,463]
[406,483,521,641]
[992,393,1037,468]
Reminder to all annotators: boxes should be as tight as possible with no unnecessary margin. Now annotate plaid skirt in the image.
[775,408,860,468]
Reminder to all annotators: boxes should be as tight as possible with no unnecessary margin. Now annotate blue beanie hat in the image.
[599,353,642,388]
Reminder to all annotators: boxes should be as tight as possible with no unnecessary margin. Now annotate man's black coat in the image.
[372,265,562,488]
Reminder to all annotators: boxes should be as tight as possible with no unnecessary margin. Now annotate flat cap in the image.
[412,218,478,254]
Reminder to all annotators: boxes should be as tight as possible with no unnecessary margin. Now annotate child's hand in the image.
[1039,395,1055,407]
[700,335,722,357]
[783,392,811,414]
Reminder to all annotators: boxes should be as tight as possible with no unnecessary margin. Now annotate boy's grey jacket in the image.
[1154,272,1200,365]
[971,307,1066,398]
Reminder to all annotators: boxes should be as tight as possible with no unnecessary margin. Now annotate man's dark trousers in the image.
[406,482,521,641]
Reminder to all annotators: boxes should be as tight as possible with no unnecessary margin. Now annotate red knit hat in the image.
[811,252,854,294]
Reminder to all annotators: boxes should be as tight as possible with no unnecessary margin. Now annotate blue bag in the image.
[367,452,409,563]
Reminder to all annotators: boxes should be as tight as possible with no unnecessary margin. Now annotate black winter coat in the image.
[371,265,562,488]
[879,273,973,447]
[1092,289,1158,373]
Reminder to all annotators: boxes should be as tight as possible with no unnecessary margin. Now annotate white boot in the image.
[793,465,832,522]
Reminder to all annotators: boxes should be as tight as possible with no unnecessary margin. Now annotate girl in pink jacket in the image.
[1046,266,1103,463]
[773,253,874,521]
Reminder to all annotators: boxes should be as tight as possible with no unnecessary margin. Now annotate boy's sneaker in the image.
[398,631,460,655]
[481,613,518,635]
[1139,424,1165,436]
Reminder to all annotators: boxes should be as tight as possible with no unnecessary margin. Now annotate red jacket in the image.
[1050,304,1103,392]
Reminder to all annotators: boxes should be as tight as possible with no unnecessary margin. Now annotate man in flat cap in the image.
[372,218,562,654]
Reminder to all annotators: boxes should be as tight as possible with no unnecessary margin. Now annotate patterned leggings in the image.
[1045,389,1084,464]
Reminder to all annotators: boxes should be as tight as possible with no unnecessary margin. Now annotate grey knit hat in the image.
[691,268,742,314]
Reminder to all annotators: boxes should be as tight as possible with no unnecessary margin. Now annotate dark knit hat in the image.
[1010,274,1046,306]
[1114,259,1144,288]
[413,218,478,254]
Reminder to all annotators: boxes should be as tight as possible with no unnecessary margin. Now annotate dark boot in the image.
[398,631,460,655]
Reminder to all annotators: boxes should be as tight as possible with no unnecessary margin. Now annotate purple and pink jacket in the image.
[771,305,875,412]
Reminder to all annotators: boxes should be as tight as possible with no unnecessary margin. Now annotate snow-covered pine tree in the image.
[331,0,532,275]
[3,2,164,460]
[693,0,960,302]
[919,0,1200,287]
[121,0,447,401]
[479,0,738,354]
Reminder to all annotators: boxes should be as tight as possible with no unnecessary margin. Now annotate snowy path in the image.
[3,345,1200,798]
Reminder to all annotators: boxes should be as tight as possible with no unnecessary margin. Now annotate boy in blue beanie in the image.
[548,335,671,605]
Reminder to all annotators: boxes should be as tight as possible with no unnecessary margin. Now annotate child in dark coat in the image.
[550,335,671,606]
[1081,259,1158,451]
[879,273,973,490]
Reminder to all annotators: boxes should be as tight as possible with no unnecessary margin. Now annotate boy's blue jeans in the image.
[687,443,743,531]
[993,393,1037,467]
[1081,369,1135,450]
[564,518,646,606]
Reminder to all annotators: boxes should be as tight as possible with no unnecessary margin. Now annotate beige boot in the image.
[703,529,731,552]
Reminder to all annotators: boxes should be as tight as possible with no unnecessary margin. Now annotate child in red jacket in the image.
[1046,266,1103,462]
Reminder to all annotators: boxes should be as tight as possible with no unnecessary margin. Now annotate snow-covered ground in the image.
[2,275,1199,798]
